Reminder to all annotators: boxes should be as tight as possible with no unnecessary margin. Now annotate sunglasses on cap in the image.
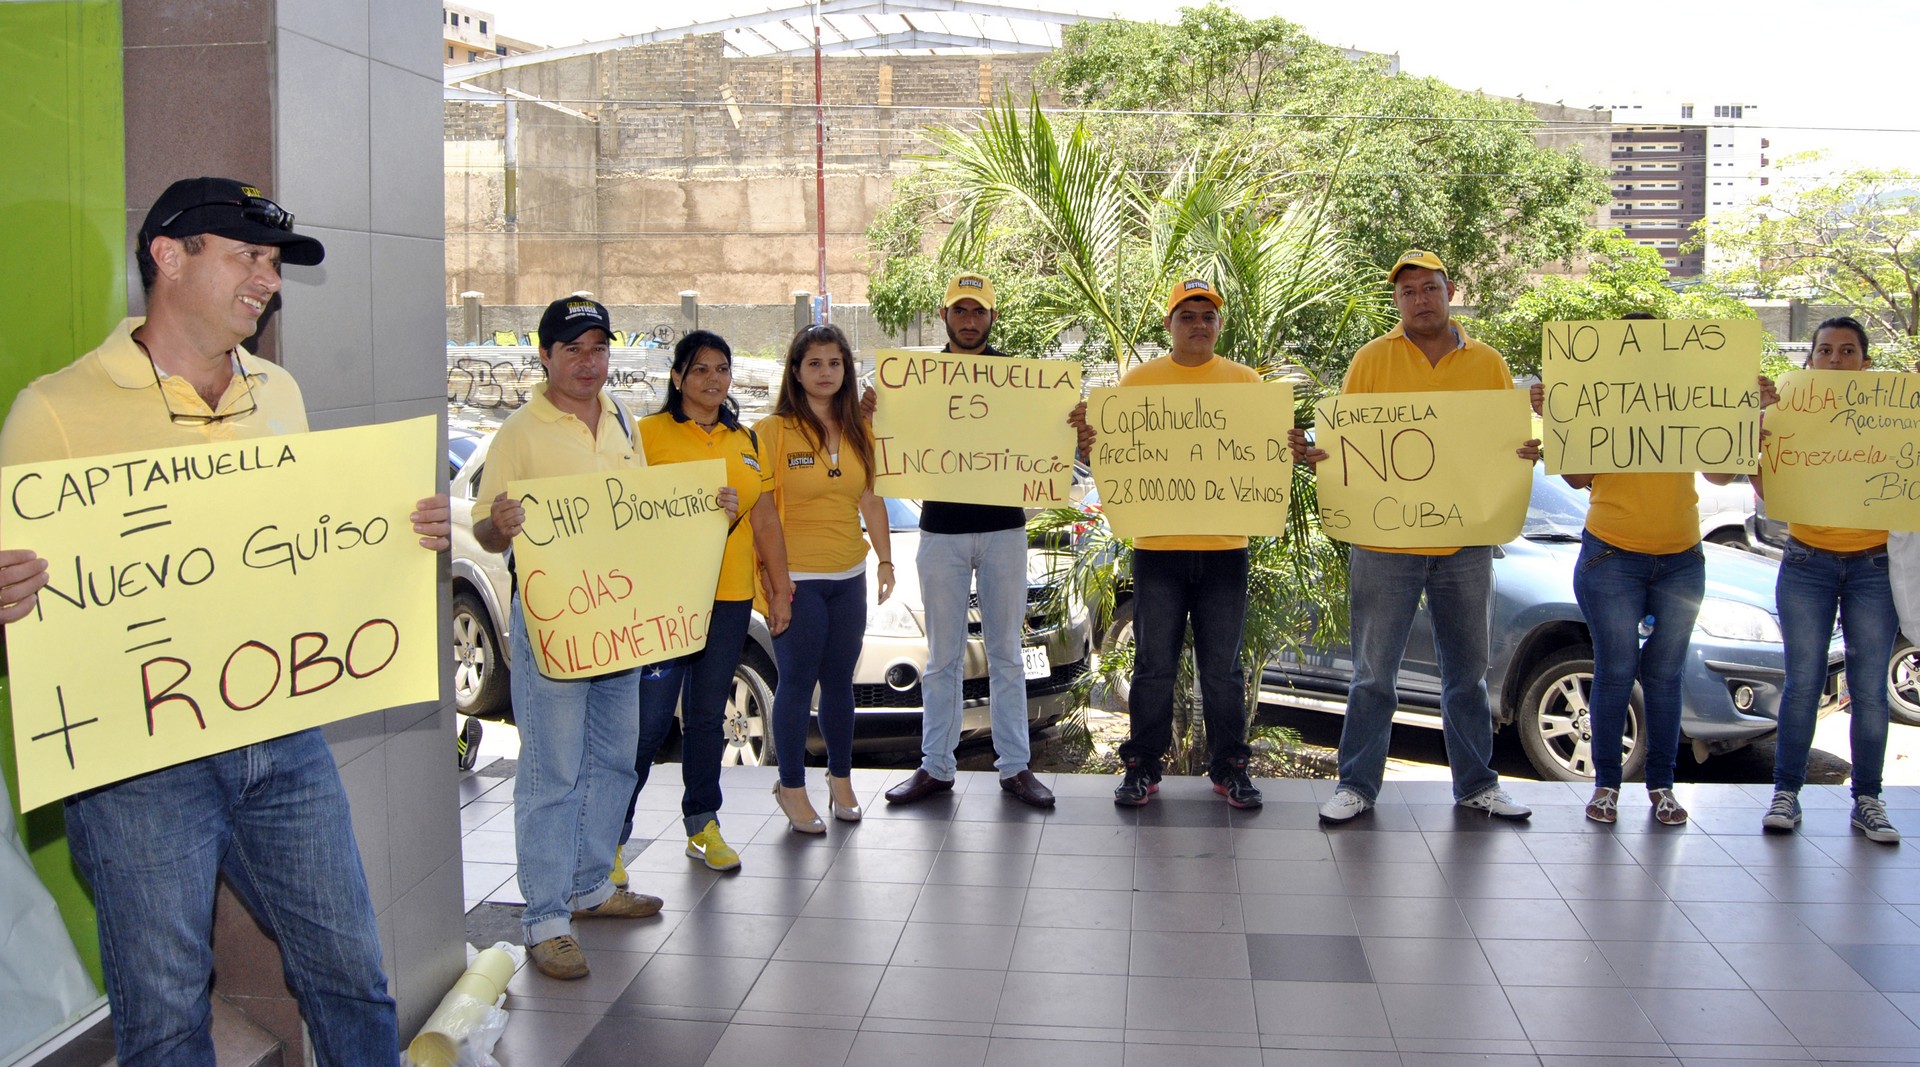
[155,194,297,233]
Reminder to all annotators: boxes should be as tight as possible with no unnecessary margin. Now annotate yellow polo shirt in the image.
[1584,473,1700,555]
[1787,523,1888,554]
[470,383,644,527]
[639,411,772,601]
[0,318,308,470]
[1119,353,1266,552]
[753,414,871,574]
[1340,322,1517,556]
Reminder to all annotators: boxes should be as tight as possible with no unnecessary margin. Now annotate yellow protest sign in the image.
[1,418,439,811]
[1087,382,1294,539]
[510,459,728,680]
[871,349,1080,507]
[1759,369,1920,531]
[1312,390,1533,548]
[1540,318,1763,475]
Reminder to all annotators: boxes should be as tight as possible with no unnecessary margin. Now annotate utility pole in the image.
[813,0,829,322]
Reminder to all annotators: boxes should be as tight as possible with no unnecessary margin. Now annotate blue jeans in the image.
[1118,548,1252,778]
[624,598,751,839]
[1772,542,1897,798]
[64,729,396,1067]
[1339,546,1499,803]
[917,529,1031,778]
[772,575,867,785]
[509,594,641,944]
[1573,531,1705,790]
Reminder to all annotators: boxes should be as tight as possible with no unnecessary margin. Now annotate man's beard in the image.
[946,321,990,351]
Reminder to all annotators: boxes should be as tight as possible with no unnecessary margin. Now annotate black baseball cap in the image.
[139,177,325,266]
[536,297,613,348]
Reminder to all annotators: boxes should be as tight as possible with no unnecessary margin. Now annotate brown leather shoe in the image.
[884,769,954,805]
[999,770,1056,808]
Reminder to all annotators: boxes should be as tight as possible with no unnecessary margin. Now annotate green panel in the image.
[0,0,127,992]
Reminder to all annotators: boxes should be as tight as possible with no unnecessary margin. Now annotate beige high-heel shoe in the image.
[772,781,826,834]
[827,774,863,822]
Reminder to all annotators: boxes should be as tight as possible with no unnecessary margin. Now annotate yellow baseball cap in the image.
[1389,249,1447,282]
[943,272,996,309]
[1165,278,1224,314]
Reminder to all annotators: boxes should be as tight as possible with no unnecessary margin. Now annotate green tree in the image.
[1704,158,1920,362]
[1470,229,1759,377]
[1042,4,1610,305]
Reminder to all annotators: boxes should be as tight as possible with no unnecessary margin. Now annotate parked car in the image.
[1086,467,1841,782]
[1697,473,1755,548]
[1748,494,1920,727]
[448,428,1093,762]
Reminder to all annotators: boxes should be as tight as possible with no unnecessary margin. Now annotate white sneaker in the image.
[1458,786,1531,820]
[1318,787,1374,823]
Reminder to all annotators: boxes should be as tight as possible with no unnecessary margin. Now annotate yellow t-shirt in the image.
[470,383,644,527]
[1584,473,1700,555]
[639,411,772,601]
[1340,322,1516,555]
[1117,354,1266,552]
[754,414,871,574]
[0,318,309,470]
[1787,523,1889,554]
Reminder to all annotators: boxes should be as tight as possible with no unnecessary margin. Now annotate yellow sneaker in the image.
[686,820,741,871]
[610,844,628,889]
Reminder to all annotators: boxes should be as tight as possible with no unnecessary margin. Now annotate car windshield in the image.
[1524,467,1591,540]
[882,497,921,532]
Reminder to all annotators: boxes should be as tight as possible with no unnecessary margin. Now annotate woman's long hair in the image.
[661,329,741,429]
[772,323,874,487]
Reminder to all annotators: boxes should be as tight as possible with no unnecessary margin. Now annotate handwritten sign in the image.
[1760,369,1920,531]
[1087,382,1293,538]
[1540,319,1763,475]
[1,418,438,811]
[1313,390,1532,548]
[872,349,1080,506]
[510,460,728,680]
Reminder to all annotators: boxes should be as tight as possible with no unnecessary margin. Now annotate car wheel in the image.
[452,589,509,718]
[1889,637,1920,729]
[1101,599,1134,711]
[1704,527,1749,550]
[1515,647,1648,783]
[720,647,778,767]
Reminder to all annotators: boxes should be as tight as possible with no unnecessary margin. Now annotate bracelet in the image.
[877,560,893,567]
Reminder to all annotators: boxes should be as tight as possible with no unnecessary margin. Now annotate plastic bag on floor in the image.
[401,942,520,1067]
[1893,532,1919,640]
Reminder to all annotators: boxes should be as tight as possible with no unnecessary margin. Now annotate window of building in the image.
[468,50,480,61]
[1680,105,1694,118]
[479,20,487,34]
[447,44,454,57]
[449,11,457,26]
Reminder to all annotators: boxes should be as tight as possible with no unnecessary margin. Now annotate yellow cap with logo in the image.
[943,273,996,309]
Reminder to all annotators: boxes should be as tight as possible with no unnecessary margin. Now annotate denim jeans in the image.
[1572,531,1705,790]
[509,594,640,944]
[64,729,396,1067]
[623,598,751,839]
[1772,542,1897,798]
[1118,548,1252,778]
[772,575,867,786]
[917,529,1031,778]
[1338,545,1499,803]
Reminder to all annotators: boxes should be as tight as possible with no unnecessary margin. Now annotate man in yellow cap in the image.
[1107,280,1266,809]
[1291,250,1539,823]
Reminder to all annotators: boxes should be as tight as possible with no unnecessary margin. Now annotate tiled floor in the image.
[459,767,1920,1067]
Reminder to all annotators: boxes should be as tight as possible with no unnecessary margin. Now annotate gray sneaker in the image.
[1852,796,1901,844]
[1457,786,1531,820]
[1317,787,1373,823]
[1762,790,1801,832]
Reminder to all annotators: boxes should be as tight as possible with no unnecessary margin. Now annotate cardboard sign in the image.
[871,349,1081,506]
[1540,319,1764,474]
[1087,381,1293,539]
[1,418,438,811]
[1312,390,1533,548]
[509,459,728,679]
[1760,369,1920,531]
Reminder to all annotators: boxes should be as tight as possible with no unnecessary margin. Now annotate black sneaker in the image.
[1113,760,1159,807]
[456,716,483,772]
[1212,762,1263,810]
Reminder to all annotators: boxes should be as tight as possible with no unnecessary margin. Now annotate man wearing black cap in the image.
[470,296,720,980]
[0,177,450,1065]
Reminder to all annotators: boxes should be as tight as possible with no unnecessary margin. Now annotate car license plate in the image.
[1022,645,1050,680]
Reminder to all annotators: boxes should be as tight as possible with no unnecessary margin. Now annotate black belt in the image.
[1786,536,1887,560]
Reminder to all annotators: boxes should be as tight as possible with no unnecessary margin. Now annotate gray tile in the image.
[1130,890,1243,933]
[368,0,441,77]
[657,909,796,959]
[369,233,445,405]
[1129,930,1251,979]
[1676,902,1824,944]
[567,1016,727,1067]
[1628,987,1796,1046]
[1125,974,1259,1033]
[996,970,1128,1029]
[845,1030,990,1067]
[1481,939,1621,987]
[693,875,817,917]
[1830,942,1920,992]
[1339,861,1455,897]
[279,225,373,412]
[1748,866,1882,904]
[1232,828,1336,862]
[1596,941,1744,990]
[615,952,766,1010]
[279,0,367,53]
[1575,899,1708,943]
[825,846,938,883]
[504,947,649,1004]
[739,959,884,1016]
[1138,824,1233,857]
[1246,933,1372,983]
[1359,936,1496,985]
[1251,979,1392,1039]
[984,1035,1123,1066]
[367,66,442,240]
[891,922,1018,970]
[1542,862,1670,900]
[1240,893,1357,936]
[912,883,1029,926]
[275,35,370,233]
[1234,859,1346,896]
[1327,831,1435,864]
[1030,853,1135,890]
[841,817,951,850]
[1438,861,1558,899]
[1459,897,1591,940]
[490,1007,592,1066]
[929,850,1037,888]
[1347,895,1474,939]
[1422,830,1539,864]
[1644,865,1774,902]
[801,880,923,921]
[1376,982,1526,1039]
[1521,833,1637,866]
[1259,1051,1400,1067]
[1790,902,1920,945]
[1135,854,1236,893]
[1020,888,1134,929]
[1037,823,1138,856]
[1508,985,1662,1043]
[1716,942,1874,991]
[772,916,904,965]
[866,964,1007,1023]
[702,1023,857,1067]
[943,819,1045,853]
[1009,925,1131,976]
[1756,988,1920,1048]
